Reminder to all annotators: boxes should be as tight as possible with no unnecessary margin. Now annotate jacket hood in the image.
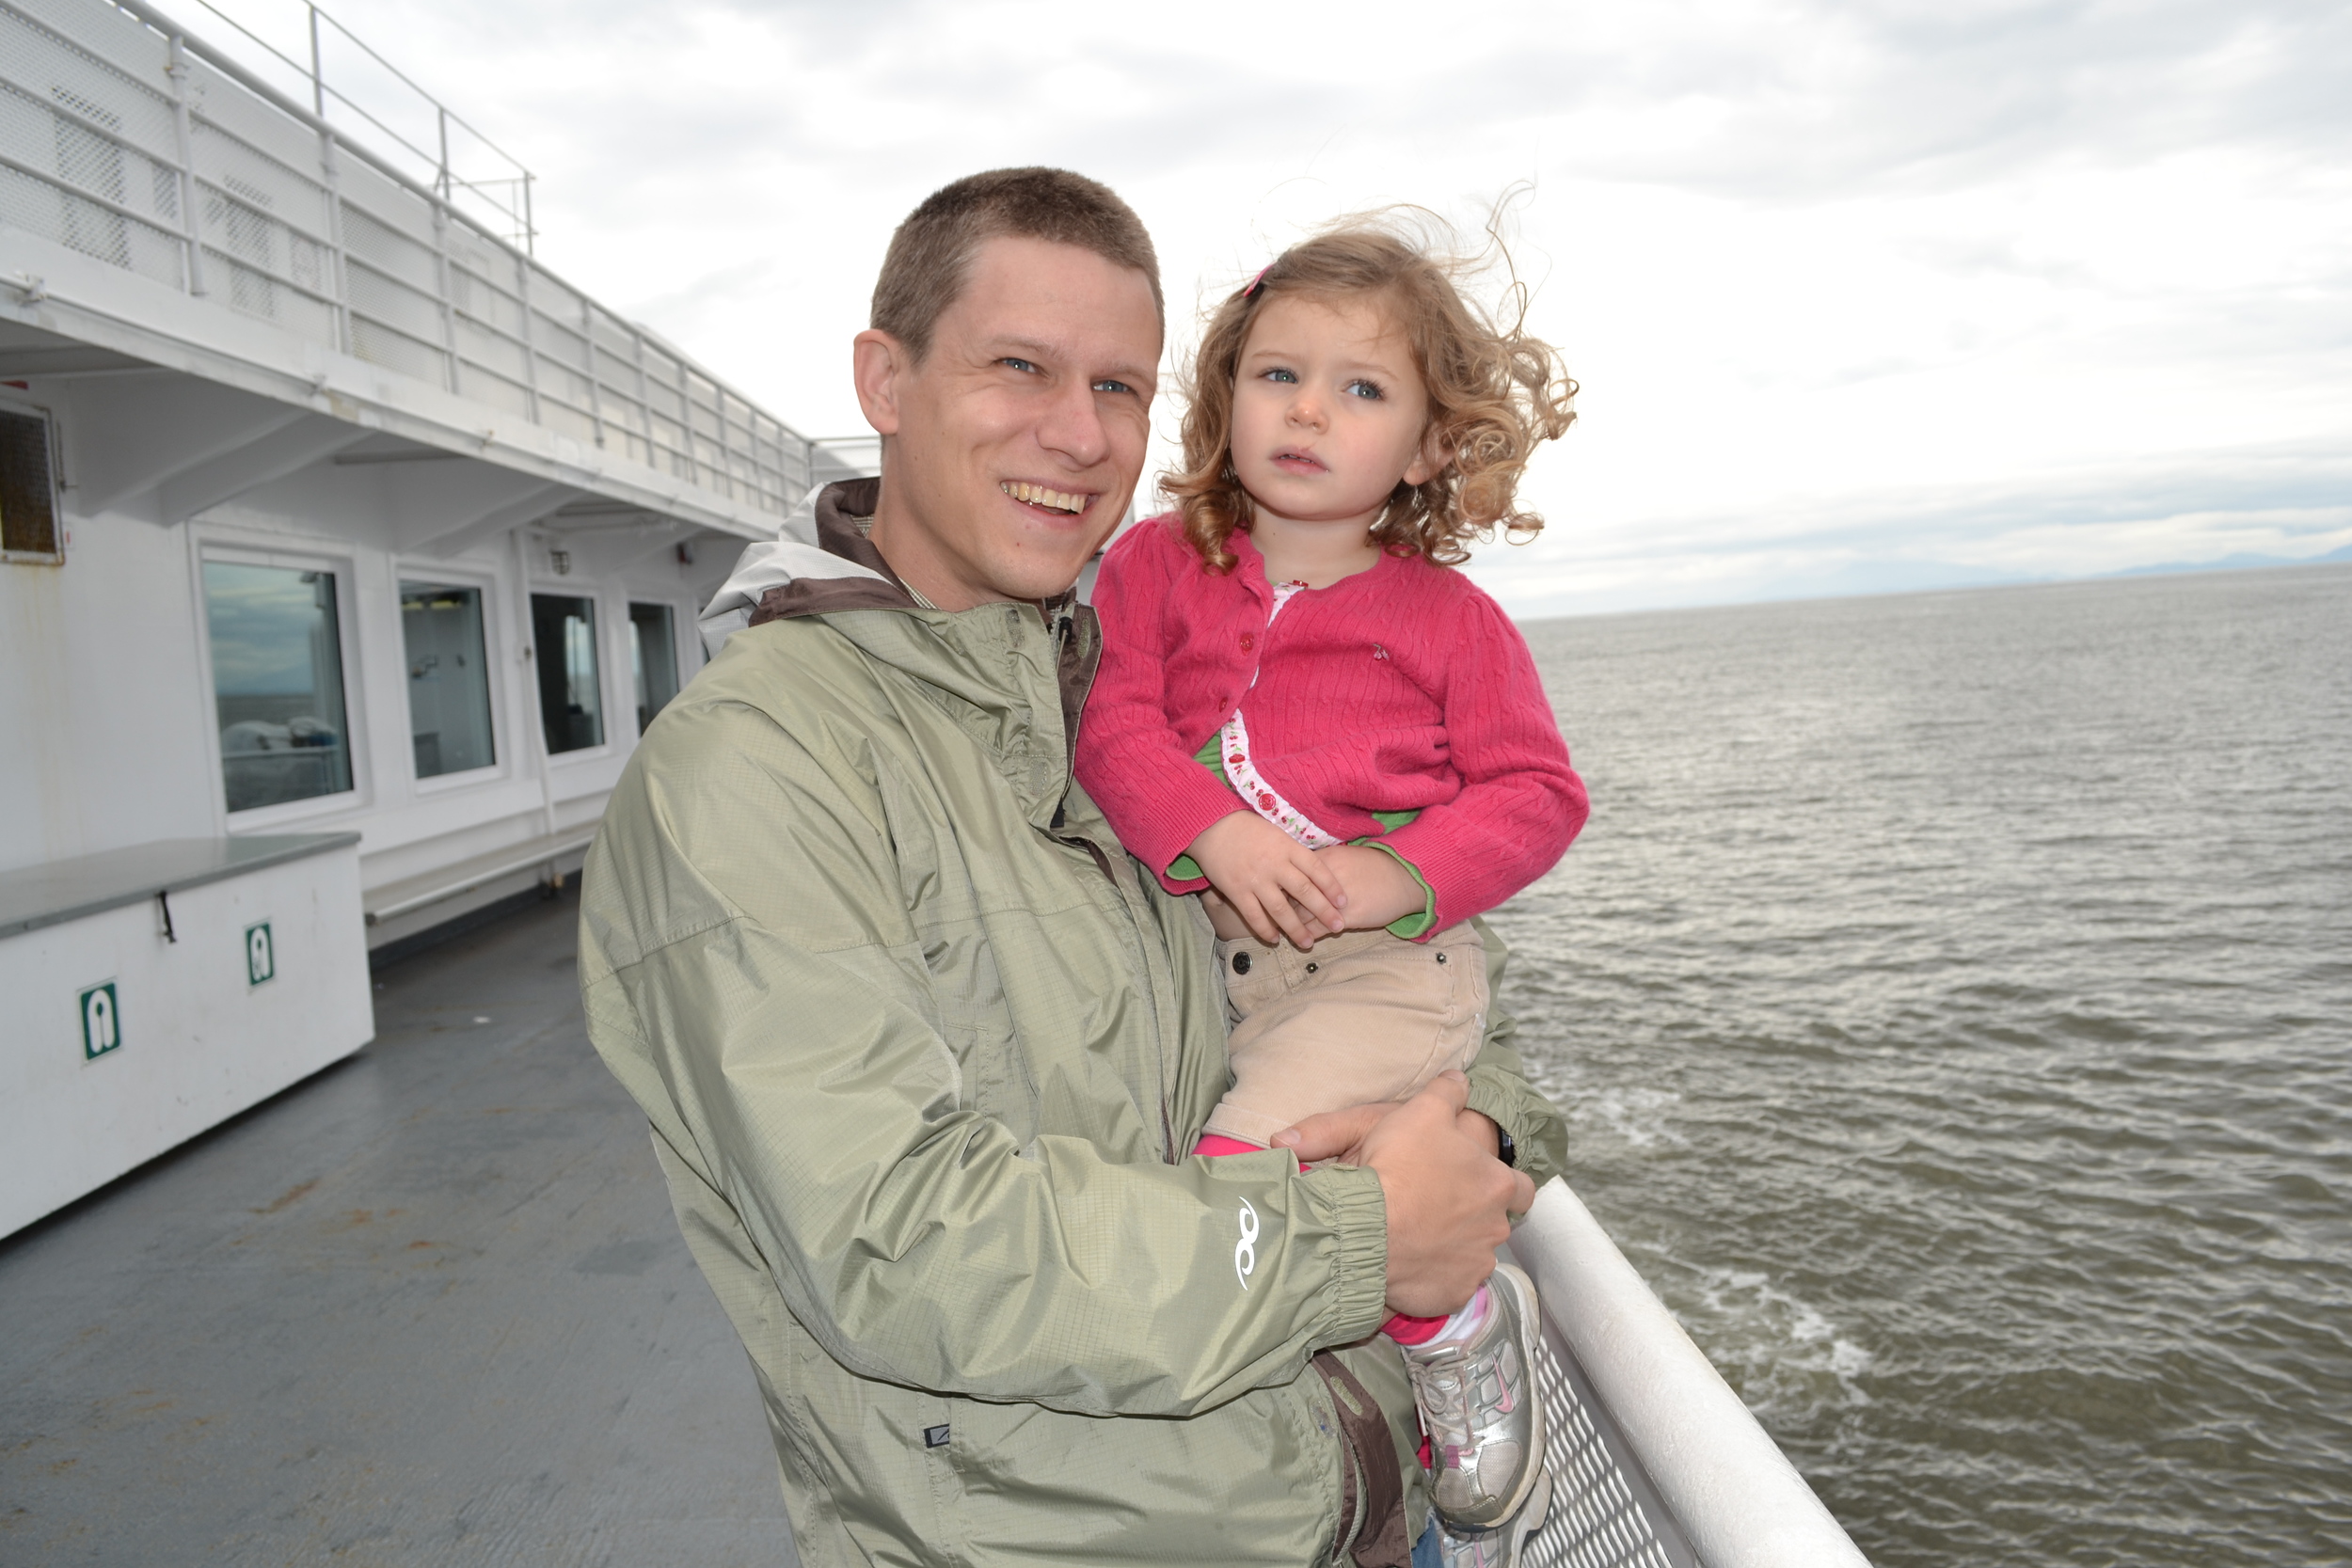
[698,478,905,657]
[695,477,1100,823]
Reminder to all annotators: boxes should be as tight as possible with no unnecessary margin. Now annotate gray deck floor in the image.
[0,887,797,1566]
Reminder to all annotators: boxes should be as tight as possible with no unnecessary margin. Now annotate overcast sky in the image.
[202,0,2351,619]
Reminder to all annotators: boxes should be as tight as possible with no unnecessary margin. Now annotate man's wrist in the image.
[1460,1109,1504,1163]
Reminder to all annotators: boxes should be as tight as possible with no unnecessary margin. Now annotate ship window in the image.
[204,562,354,812]
[401,581,496,778]
[531,593,604,753]
[0,409,61,562]
[628,602,680,735]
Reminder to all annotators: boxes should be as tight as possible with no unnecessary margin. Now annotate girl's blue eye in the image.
[1345,379,1384,401]
[1262,368,1297,384]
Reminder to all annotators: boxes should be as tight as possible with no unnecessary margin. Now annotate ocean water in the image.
[1492,564,2352,1566]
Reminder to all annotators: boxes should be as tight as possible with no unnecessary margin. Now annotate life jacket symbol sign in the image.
[80,981,120,1059]
[246,922,275,986]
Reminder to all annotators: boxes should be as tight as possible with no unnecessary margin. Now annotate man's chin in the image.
[990,532,1116,603]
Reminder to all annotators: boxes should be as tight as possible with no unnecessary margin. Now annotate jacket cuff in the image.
[1295,1162,1391,1346]
[1465,1069,1565,1193]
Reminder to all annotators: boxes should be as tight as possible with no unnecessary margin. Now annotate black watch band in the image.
[1495,1126,1518,1168]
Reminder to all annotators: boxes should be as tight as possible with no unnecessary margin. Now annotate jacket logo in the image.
[1234,1197,1260,1290]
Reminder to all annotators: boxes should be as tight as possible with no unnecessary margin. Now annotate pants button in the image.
[1435,952,1448,963]
[1305,962,1317,974]
[1232,952,1251,975]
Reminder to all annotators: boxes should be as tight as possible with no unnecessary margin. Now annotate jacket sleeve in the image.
[1378,593,1588,933]
[579,696,1391,1420]
[1074,524,1248,891]
[1459,916,1569,1191]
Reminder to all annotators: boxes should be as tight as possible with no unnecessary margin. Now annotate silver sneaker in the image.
[1406,1261,1549,1530]
[1434,1465,1552,1568]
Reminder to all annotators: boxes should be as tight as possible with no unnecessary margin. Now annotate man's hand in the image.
[1185,812,1347,949]
[1279,1072,1534,1320]
[1274,1100,1503,1167]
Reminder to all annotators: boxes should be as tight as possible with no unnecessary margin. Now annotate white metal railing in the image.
[187,0,538,252]
[0,0,810,520]
[1509,1179,1872,1568]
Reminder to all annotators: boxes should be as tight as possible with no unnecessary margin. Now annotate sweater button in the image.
[1239,632,1255,651]
[1232,952,1251,975]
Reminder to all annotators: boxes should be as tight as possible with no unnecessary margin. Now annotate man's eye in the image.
[1002,356,1040,374]
[1093,378,1135,395]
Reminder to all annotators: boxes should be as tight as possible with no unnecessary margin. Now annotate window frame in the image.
[0,393,66,566]
[189,532,372,830]
[391,562,511,795]
[625,595,694,738]
[526,579,615,766]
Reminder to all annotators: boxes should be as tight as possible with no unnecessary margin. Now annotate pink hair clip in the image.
[1243,266,1269,300]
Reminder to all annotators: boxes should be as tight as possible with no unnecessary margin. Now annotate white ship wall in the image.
[0,372,732,938]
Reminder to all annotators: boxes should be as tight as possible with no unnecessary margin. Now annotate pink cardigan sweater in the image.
[1076,515,1587,935]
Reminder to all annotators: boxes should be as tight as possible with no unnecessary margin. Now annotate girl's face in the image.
[1228,292,1442,534]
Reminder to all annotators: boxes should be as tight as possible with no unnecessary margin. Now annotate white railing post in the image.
[514,251,541,422]
[165,35,206,297]
[629,326,653,467]
[431,200,460,394]
[306,3,325,117]
[317,133,352,354]
[580,298,605,450]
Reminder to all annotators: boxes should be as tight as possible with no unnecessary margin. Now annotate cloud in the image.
[203,0,2352,613]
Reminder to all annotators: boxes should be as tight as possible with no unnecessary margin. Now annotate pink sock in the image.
[1194,1133,1276,1160]
[1388,1286,1489,1347]
[1384,1310,1449,1345]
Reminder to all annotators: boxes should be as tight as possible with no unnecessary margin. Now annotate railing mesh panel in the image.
[0,158,182,285]
[1518,1322,1687,1568]
[348,312,445,385]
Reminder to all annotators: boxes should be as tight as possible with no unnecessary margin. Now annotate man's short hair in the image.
[871,167,1163,361]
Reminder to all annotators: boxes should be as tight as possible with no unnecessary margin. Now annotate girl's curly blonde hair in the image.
[1164,210,1577,570]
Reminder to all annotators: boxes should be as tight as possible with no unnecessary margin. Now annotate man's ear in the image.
[852,329,910,436]
[1401,421,1451,489]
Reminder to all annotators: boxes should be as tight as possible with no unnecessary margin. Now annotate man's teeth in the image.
[1001,482,1085,514]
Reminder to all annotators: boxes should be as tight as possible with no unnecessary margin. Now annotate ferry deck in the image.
[0,883,803,1563]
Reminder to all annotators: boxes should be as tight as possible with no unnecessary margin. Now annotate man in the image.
[580,167,1565,1567]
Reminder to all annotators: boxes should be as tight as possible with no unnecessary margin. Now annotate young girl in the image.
[1075,218,1585,1553]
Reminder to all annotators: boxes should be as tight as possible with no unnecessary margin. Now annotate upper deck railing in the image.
[0,0,810,523]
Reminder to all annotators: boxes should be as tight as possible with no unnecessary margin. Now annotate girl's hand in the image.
[1186,813,1348,949]
[1313,844,1428,931]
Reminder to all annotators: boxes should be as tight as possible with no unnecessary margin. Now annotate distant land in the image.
[2108,543,2352,578]
[1500,542,2352,624]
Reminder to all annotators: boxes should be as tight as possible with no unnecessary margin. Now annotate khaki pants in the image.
[1203,922,1490,1148]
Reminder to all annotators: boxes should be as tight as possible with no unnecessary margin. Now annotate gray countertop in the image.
[0,834,363,940]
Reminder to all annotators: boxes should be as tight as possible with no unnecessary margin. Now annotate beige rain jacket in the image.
[580,481,1566,1566]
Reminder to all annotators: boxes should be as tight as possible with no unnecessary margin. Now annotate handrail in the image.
[105,0,500,254]
[1512,1178,1872,1568]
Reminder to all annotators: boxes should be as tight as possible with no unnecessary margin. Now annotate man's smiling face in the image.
[856,234,1161,609]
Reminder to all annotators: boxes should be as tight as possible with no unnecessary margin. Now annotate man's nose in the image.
[1036,376,1110,468]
